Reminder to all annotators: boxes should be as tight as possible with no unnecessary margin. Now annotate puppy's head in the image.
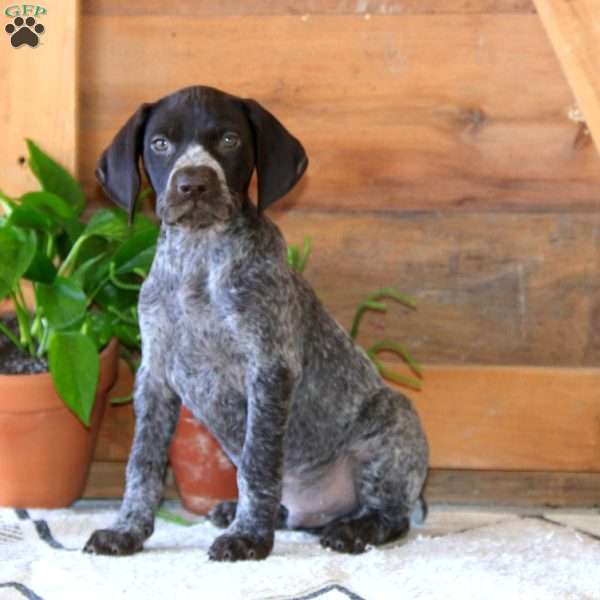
[96,86,308,227]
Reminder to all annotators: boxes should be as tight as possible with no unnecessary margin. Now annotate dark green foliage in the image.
[0,140,158,425]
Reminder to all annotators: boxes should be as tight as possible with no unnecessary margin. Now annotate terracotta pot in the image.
[0,339,119,508]
[169,406,238,514]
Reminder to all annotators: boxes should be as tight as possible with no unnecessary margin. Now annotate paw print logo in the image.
[5,16,45,48]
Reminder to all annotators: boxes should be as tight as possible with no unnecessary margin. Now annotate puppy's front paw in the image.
[208,533,272,562]
[83,529,144,556]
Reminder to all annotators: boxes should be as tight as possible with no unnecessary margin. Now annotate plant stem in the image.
[87,276,111,306]
[36,320,50,357]
[369,355,422,390]
[0,320,24,349]
[350,300,387,340]
[46,234,54,259]
[107,305,138,326]
[57,235,87,278]
[367,339,423,378]
[10,291,34,356]
[297,236,312,274]
[109,263,142,291]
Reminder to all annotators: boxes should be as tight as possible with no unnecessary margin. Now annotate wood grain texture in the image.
[533,0,600,153]
[79,14,600,212]
[83,465,600,507]
[83,0,536,16]
[87,210,600,372]
[411,364,600,471]
[275,211,600,366]
[83,461,178,499]
[95,362,600,472]
[425,470,600,507]
[0,0,79,196]
[97,360,135,461]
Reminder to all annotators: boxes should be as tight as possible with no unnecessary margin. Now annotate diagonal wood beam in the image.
[533,0,600,154]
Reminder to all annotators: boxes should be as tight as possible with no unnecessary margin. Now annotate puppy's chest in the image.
[143,266,245,388]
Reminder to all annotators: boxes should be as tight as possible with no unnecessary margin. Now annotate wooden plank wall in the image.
[1,0,79,195]
[78,1,600,499]
[81,0,600,366]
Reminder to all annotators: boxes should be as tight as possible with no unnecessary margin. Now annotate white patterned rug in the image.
[2,504,600,600]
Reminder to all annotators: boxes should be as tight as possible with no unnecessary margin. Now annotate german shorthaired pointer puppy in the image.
[83,85,428,561]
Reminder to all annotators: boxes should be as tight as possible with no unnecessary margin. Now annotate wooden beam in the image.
[425,469,600,507]
[97,361,600,472]
[0,0,79,196]
[84,0,536,17]
[410,365,600,471]
[533,0,600,152]
[83,463,600,508]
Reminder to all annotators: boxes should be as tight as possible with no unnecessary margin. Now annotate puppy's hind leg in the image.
[319,388,428,554]
[84,368,181,555]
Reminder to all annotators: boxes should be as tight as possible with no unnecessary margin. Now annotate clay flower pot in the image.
[169,406,238,514]
[0,339,119,508]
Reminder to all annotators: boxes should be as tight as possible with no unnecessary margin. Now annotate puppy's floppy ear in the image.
[96,103,152,223]
[242,98,308,213]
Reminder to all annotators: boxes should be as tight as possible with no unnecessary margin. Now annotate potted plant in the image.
[0,140,158,508]
[168,237,423,514]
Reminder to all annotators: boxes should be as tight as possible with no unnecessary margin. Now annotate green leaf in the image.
[156,507,196,527]
[71,253,108,289]
[19,191,77,222]
[298,237,312,273]
[59,219,86,253]
[111,228,158,275]
[0,189,15,215]
[48,331,99,425]
[112,321,140,348]
[83,208,130,241]
[36,276,87,329]
[8,202,56,232]
[113,246,156,278]
[26,140,85,215]
[94,282,139,312]
[83,310,115,350]
[72,237,111,274]
[287,246,300,270]
[0,225,37,299]
[24,249,57,284]
[131,212,158,235]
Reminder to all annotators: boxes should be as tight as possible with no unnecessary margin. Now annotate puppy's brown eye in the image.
[151,137,170,153]
[221,132,240,150]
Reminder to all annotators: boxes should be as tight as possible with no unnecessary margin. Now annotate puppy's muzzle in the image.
[172,166,220,204]
[165,166,231,226]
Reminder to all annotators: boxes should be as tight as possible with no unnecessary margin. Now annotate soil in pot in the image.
[169,406,238,515]
[0,316,119,508]
[0,316,47,374]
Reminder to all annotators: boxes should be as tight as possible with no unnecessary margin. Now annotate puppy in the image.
[84,86,428,561]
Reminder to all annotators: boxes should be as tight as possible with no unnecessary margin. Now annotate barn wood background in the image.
[6,0,600,503]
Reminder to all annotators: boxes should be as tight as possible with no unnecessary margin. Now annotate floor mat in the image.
[1,505,600,600]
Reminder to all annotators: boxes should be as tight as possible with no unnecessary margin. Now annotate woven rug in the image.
[2,505,600,600]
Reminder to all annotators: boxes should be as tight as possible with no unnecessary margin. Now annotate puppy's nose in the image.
[176,171,206,198]
[173,167,218,200]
